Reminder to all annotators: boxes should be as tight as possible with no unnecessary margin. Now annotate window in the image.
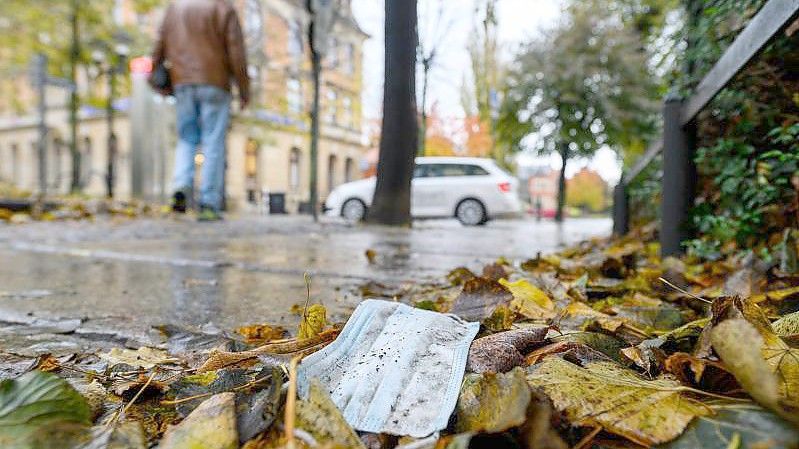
[289,147,301,191]
[343,43,355,74]
[288,19,303,57]
[417,164,489,177]
[327,154,337,193]
[329,38,338,68]
[342,96,353,129]
[287,78,302,115]
[344,157,354,182]
[324,89,338,124]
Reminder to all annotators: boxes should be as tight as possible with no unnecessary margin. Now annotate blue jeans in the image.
[172,84,231,211]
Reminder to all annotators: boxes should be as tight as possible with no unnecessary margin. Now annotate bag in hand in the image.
[149,61,173,95]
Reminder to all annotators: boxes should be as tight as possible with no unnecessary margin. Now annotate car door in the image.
[411,163,440,217]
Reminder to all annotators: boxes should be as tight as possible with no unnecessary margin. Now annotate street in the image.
[0,215,609,354]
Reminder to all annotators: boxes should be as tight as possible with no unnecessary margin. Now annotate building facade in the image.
[527,167,560,218]
[0,0,369,213]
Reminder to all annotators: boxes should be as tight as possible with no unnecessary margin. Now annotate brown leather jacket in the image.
[152,0,250,102]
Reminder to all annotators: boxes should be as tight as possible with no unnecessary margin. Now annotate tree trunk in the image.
[418,60,429,156]
[69,0,81,193]
[366,0,418,226]
[555,146,568,223]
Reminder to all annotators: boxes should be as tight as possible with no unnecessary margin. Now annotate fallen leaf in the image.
[526,357,708,446]
[296,381,366,449]
[237,368,283,443]
[0,371,91,447]
[298,304,327,340]
[664,352,742,396]
[455,368,531,433]
[482,305,514,332]
[751,286,799,303]
[549,332,629,364]
[450,277,513,321]
[78,422,147,449]
[711,318,799,423]
[235,324,288,345]
[772,310,799,342]
[446,267,477,286]
[519,389,569,449]
[499,278,556,320]
[467,327,548,373]
[98,347,179,370]
[170,369,249,417]
[659,403,799,449]
[482,262,509,281]
[159,392,238,449]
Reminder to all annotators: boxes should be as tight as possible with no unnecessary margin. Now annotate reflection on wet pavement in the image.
[0,216,611,349]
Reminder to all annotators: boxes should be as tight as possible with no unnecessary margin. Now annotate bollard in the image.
[612,182,629,236]
[660,97,697,257]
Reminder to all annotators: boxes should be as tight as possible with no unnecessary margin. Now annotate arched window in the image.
[327,154,337,193]
[345,157,354,183]
[289,147,301,191]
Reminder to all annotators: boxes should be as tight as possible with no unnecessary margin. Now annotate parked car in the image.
[324,157,522,225]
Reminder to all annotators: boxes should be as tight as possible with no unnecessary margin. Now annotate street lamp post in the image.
[92,33,130,199]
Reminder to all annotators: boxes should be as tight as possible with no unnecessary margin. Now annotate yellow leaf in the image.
[456,368,531,433]
[526,357,708,446]
[711,318,799,424]
[298,304,327,340]
[751,286,799,303]
[499,278,555,319]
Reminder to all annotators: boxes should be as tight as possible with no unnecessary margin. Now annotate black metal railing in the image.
[613,0,799,256]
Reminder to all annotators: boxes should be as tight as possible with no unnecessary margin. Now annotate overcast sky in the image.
[351,0,622,183]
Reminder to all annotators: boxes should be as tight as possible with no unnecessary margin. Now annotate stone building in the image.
[0,0,369,213]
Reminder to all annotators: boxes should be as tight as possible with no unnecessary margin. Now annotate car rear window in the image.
[416,163,489,177]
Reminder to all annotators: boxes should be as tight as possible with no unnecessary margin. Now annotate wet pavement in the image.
[0,215,610,353]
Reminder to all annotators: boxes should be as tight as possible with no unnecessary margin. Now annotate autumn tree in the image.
[461,0,506,165]
[566,168,609,213]
[423,106,456,157]
[497,0,659,221]
[366,0,418,226]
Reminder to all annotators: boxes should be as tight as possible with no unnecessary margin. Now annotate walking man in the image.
[152,0,250,221]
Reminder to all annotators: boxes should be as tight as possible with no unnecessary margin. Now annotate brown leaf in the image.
[450,277,513,321]
[467,327,548,373]
[482,262,509,281]
[664,352,743,396]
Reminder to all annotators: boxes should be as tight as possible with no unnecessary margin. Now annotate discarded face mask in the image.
[297,299,480,438]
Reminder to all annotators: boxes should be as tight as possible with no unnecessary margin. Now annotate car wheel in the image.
[341,198,367,222]
[455,199,486,226]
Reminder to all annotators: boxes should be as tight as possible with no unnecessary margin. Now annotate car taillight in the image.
[498,181,512,192]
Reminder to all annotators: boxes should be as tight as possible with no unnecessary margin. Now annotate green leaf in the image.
[658,404,799,449]
[0,371,91,448]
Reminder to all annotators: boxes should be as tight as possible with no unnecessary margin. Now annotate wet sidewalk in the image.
[0,215,610,354]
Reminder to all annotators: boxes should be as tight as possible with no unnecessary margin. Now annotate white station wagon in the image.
[324,157,522,225]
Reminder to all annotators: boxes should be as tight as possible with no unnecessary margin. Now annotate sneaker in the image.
[171,191,187,213]
[197,204,222,222]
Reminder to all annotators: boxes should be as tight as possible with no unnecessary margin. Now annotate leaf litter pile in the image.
[4,226,799,448]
